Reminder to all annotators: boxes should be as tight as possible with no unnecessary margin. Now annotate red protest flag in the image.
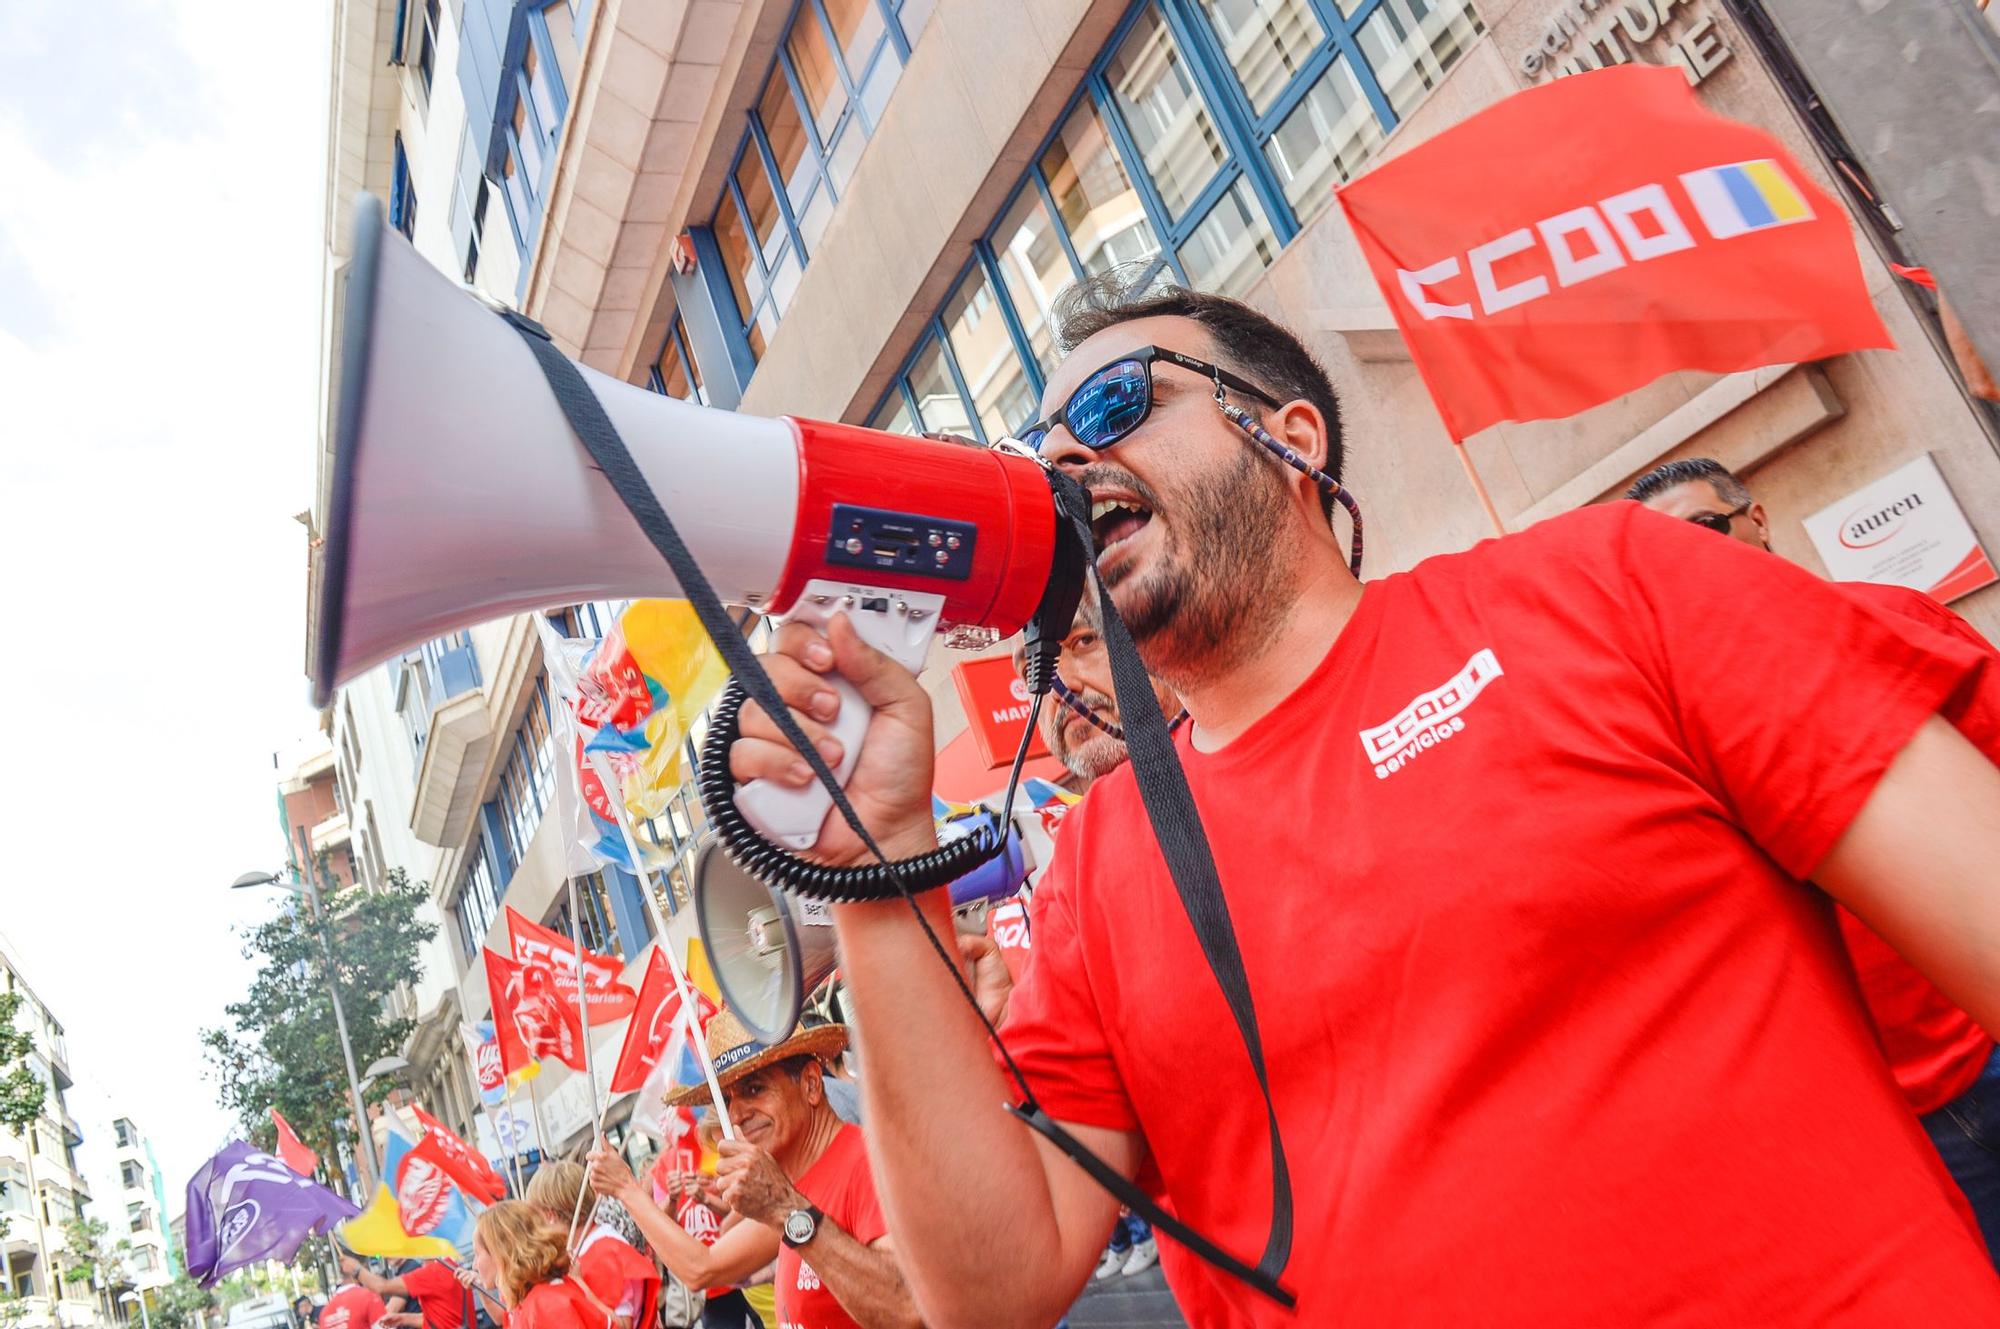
[269,1108,318,1179]
[483,946,588,1074]
[409,1104,506,1204]
[1336,65,1891,441]
[609,950,717,1093]
[506,906,639,1026]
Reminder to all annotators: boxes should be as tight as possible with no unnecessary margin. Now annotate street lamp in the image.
[232,854,378,1192]
[119,1291,152,1329]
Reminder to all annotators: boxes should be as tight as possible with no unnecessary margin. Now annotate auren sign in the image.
[1803,453,1998,604]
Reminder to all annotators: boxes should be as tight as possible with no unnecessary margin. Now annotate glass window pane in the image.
[944,267,1038,442]
[656,324,704,402]
[788,13,849,143]
[524,43,560,141]
[758,73,815,210]
[514,101,542,184]
[908,338,973,437]
[1358,0,1483,119]
[796,183,835,253]
[712,199,757,323]
[736,149,786,266]
[1264,55,1382,224]
[896,0,937,43]
[990,188,1069,376]
[1040,99,1162,276]
[1194,0,1327,116]
[825,119,865,194]
[822,0,889,85]
[769,246,804,315]
[1104,7,1226,219]
[1176,180,1279,297]
[542,1,582,100]
[858,44,902,129]
[868,392,918,435]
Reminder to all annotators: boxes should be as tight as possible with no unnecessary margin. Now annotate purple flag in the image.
[184,1141,361,1285]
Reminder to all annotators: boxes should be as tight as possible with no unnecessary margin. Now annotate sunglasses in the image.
[1686,501,1751,536]
[1019,346,1282,453]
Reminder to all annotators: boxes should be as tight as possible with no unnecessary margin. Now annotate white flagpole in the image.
[587,752,737,1142]
[527,1071,550,1161]
[562,875,604,1128]
[498,1077,526,1196]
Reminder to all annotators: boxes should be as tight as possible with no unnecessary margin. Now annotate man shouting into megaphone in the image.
[726,270,2000,1326]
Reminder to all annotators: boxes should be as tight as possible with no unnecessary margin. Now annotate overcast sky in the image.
[0,0,335,1200]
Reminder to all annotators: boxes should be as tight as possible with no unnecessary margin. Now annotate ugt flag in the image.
[484,946,587,1074]
[1336,65,1891,441]
[611,948,718,1093]
[184,1142,360,1286]
[410,1103,506,1204]
[506,905,639,1026]
[339,1118,478,1260]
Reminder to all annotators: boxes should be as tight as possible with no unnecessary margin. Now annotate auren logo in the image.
[1360,649,1504,780]
[1839,490,1923,550]
[1398,159,1814,322]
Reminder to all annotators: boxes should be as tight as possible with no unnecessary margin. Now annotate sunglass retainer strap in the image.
[1215,396,1364,578]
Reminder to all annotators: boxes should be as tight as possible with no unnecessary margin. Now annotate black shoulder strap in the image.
[503,314,1294,1308]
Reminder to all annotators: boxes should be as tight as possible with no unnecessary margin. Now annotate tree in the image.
[200,868,435,1173]
[0,992,52,1306]
[151,1275,215,1329]
[0,1290,29,1329]
[57,1215,132,1320]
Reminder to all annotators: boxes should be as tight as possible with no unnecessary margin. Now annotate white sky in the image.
[0,0,335,1205]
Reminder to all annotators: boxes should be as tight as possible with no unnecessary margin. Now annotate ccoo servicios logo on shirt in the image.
[1360,650,1504,780]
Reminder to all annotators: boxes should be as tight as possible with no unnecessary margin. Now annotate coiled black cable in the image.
[696,679,1002,900]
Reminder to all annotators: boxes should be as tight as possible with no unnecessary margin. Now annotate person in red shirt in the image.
[341,1255,469,1329]
[470,1201,603,1329]
[726,275,2000,1325]
[319,1270,389,1329]
[585,1013,918,1329]
[523,1162,658,1329]
[1631,455,2000,1254]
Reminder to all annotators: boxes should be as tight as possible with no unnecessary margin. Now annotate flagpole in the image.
[498,1079,526,1196]
[527,1070,550,1163]
[563,875,603,1130]
[588,752,738,1142]
[1453,442,1509,537]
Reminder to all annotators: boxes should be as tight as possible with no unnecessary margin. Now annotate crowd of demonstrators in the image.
[523,1163,660,1329]
[642,1112,778,1328]
[586,1013,918,1329]
[727,271,2000,1324]
[1630,455,2000,1259]
[341,1253,471,1329]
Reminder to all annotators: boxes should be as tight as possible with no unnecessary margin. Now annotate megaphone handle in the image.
[734,582,945,850]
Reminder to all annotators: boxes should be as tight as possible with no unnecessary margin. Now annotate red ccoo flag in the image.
[610,949,717,1093]
[1336,65,1891,441]
[269,1108,318,1179]
[506,906,638,1026]
[409,1104,506,1204]
[484,947,587,1075]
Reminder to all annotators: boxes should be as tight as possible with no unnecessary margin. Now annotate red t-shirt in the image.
[778,1124,888,1329]
[400,1260,467,1329]
[1001,503,2000,1325]
[1834,581,1999,1113]
[507,1279,598,1329]
[319,1286,388,1329]
[573,1225,659,1329]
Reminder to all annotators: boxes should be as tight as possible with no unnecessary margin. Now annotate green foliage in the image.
[200,868,435,1163]
[152,1275,217,1329]
[57,1214,134,1293]
[0,992,48,1134]
[0,1290,29,1329]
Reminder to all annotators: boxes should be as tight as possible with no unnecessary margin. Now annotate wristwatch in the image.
[781,1204,822,1249]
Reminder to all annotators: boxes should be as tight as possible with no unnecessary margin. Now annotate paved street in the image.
[1065,1266,1188,1327]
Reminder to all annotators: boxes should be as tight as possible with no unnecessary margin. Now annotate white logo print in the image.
[796,1261,821,1292]
[1360,649,1503,780]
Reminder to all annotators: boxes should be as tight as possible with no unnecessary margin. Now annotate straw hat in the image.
[662,1008,848,1109]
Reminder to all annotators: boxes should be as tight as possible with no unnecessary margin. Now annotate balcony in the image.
[404,636,492,849]
[311,809,352,854]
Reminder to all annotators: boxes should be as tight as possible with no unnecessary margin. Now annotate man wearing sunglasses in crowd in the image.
[727,268,2000,1325]
[1630,455,2000,1264]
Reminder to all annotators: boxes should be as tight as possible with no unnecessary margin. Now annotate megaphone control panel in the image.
[824,505,977,581]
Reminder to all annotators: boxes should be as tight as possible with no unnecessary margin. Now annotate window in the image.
[490,678,557,875]
[453,838,502,962]
[543,873,618,957]
[132,1249,157,1274]
[651,315,707,404]
[114,1120,134,1148]
[390,135,418,241]
[464,179,489,283]
[120,1161,142,1189]
[868,0,1482,425]
[416,0,441,93]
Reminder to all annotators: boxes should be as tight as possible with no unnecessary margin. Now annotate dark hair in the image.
[1051,267,1345,517]
[1625,457,1753,507]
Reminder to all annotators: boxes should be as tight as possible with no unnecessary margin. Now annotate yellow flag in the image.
[623,600,729,775]
[686,937,722,1006]
[338,1184,459,1260]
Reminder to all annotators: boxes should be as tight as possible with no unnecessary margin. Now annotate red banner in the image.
[483,947,587,1075]
[410,1105,506,1203]
[610,950,716,1093]
[506,906,638,1026]
[1336,65,1891,441]
[951,655,1049,770]
[269,1108,318,1179]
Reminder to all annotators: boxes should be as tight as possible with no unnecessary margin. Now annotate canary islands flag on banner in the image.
[339,1119,476,1259]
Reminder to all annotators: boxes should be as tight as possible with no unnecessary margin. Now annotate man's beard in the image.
[1096,447,1291,677]
[1047,688,1130,782]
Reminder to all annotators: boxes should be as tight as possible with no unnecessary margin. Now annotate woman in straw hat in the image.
[586,1014,920,1329]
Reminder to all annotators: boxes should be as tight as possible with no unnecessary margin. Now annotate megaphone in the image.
[314,194,1066,847]
[692,836,839,1044]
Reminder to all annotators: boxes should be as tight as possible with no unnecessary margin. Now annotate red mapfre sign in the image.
[952,655,1050,769]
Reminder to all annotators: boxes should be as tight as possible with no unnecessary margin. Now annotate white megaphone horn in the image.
[692,837,839,1044]
[315,194,1064,848]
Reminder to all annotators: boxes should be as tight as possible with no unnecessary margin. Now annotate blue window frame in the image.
[868,0,1482,435]
[390,134,418,241]
[703,0,931,364]
[543,873,618,957]
[416,0,441,94]
[649,314,708,404]
[489,678,558,877]
[453,833,503,962]
[491,1,577,277]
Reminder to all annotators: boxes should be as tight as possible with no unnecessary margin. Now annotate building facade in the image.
[308,0,2000,1167]
[0,937,101,1327]
[104,1120,171,1294]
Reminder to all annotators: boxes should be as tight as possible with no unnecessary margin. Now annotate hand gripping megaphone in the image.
[313,194,1073,848]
